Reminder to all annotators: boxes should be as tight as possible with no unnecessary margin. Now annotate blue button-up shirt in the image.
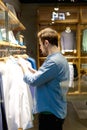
[24,52,69,119]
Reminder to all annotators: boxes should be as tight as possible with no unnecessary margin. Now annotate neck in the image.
[48,45,59,55]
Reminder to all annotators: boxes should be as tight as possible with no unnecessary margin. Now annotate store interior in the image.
[0,0,87,130]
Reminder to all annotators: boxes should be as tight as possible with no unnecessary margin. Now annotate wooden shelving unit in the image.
[37,5,87,95]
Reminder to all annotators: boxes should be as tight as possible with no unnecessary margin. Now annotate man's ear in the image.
[44,40,49,47]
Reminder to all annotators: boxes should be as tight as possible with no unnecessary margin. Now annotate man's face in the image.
[39,39,48,56]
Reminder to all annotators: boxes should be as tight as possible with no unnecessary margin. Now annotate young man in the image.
[19,28,69,130]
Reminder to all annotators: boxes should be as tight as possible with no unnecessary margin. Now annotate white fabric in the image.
[68,63,74,88]
[0,57,33,130]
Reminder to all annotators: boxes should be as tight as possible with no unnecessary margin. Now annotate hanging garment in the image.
[27,57,37,70]
[82,29,87,52]
[0,73,8,130]
[68,63,74,88]
[0,73,3,130]
[73,64,78,80]
[61,30,76,53]
[26,57,37,100]
[18,57,37,114]
[1,57,33,130]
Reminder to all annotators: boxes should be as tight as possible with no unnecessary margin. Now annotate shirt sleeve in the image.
[23,60,58,87]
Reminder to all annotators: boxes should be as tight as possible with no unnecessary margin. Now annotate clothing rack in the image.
[0,55,27,130]
[0,41,27,130]
[0,41,26,58]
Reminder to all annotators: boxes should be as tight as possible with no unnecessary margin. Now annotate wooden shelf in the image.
[0,1,26,30]
[0,41,26,48]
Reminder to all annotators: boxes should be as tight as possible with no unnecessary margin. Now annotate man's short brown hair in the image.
[38,28,58,47]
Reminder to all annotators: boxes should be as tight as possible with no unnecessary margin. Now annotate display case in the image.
[0,0,26,58]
